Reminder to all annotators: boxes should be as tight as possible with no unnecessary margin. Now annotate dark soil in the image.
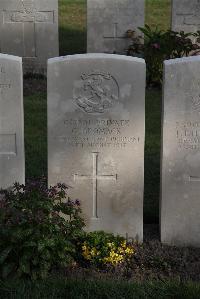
[63,224,200,283]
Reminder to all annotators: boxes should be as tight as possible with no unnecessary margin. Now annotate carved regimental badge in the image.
[188,92,200,112]
[73,71,119,114]
[191,94,200,111]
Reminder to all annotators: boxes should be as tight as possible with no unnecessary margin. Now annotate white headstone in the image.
[87,0,145,54]
[48,54,145,241]
[161,56,200,247]
[0,54,24,189]
[0,0,59,74]
[172,0,200,34]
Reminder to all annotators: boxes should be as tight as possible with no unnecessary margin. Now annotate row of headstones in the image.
[0,0,200,73]
[1,52,200,248]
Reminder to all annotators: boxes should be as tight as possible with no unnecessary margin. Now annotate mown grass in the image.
[59,0,86,55]
[146,0,171,31]
[1,279,200,299]
[25,0,170,222]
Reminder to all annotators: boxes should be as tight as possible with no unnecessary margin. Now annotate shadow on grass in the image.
[144,88,162,224]
[59,26,86,56]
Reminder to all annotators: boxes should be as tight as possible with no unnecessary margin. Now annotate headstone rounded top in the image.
[164,56,200,65]
[0,53,22,62]
[48,54,145,65]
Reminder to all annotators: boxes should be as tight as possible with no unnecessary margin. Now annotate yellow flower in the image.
[90,247,97,257]
[103,250,124,265]
[82,243,93,260]
[117,247,124,254]
[82,245,87,251]
[83,252,91,260]
[121,240,127,248]
[107,242,115,248]
[125,246,134,255]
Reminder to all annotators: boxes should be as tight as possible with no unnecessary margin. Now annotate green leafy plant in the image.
[0,179,85,280]
[127,25,200,85]
[78,231,135,268]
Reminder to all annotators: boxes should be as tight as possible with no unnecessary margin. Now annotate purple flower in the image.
[67,199,73,206]
[57,183,68,189]
[75,199,80,206]
[151,43,160,49]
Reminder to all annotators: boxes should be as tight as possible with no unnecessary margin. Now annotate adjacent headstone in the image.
[0,54,24,189]
[172,0,200,34]
[161,56,200,247]
[0,0,59,74]
[87,0,145,54]
[48,54,145,241]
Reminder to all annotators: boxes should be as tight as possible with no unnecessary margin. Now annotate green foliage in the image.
[77,231,135,268]
[127,25,200,85]
[0,179,85,280]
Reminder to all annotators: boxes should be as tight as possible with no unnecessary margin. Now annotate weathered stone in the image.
[172,0,200,34]
[0,54,24,189]
[161,56,200,247]
[0,0,59,74]
[87,0,144,54]
[48,54,145,241]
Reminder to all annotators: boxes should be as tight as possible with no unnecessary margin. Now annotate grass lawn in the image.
[146,0,171,31]
[1,279,200,299]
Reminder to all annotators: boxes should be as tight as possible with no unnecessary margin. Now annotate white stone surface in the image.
[172,0,200,34]
[0,0,59,74]
[161,56,200,247]
[0,53,24,189]
[48,54,145,241]
[87,0,144,54]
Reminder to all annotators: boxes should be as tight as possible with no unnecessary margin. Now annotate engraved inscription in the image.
[176,121,200,149]
[73,71,119,114]
[74,152,117,219]
[57,118,140,149]
[9,11,54,23]
[0,66,11,95]
[0,134,17,155]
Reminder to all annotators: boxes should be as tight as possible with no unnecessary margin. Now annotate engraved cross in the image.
[189,175,200,182]
[104,22,125,40]
[4,0,54,57]
[74,152,117,219]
